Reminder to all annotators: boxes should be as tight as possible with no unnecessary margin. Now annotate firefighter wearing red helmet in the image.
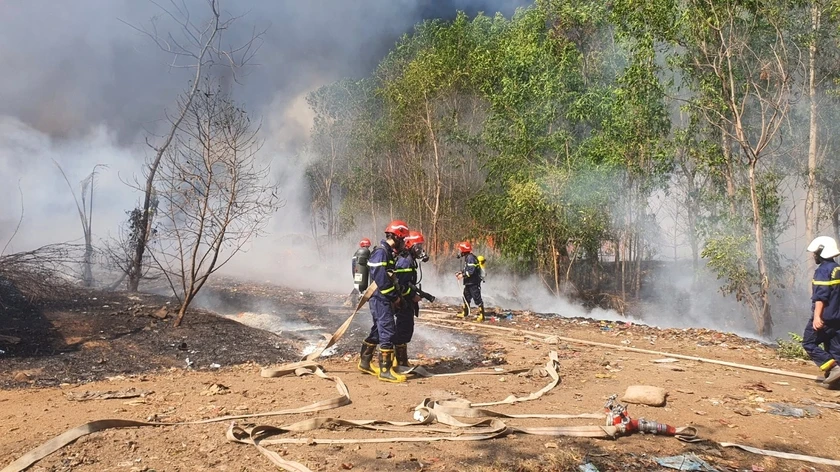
[391,230,434,370]
[358,220,410,383]
[455,240,485,322]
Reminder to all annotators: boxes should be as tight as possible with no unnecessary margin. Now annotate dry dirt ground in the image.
[2,281,840,472]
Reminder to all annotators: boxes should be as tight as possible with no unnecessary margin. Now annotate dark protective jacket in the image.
[461,252,481,286]
[394,251,418,299]
[367,240,399,302]
[812,260,840,322]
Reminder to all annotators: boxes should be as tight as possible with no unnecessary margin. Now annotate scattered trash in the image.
[65,388,153,401]
[800,398,840,411]
[0,349,5,355]
[544,442,558,448]
[185,357,194,368]
[766,402,819,418]
[578,462,600,472]
[655,453,718,471]
[621,385,667,407]
[209,363,221,369]
[652,358,680,363]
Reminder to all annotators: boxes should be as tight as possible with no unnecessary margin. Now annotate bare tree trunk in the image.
[722,132,738,217]
[424,96,443,256]
[748,160,773,336]
[127,2,223,292]
[550,239,560,295]
[805,3,820,272]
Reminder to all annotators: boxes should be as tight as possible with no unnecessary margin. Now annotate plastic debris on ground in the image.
[766,402,820,418]
[578,463,600,472]
[654,453,718,471]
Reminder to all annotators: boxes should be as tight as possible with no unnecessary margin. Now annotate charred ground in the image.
[1,278,839,472]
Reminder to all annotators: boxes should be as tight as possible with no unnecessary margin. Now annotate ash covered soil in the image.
[1,279,839,472]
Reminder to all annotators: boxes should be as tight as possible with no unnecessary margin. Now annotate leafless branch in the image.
[1,183,25,257]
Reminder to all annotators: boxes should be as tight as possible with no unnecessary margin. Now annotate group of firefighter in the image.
[349,220,485,383]
[346,228,840,387]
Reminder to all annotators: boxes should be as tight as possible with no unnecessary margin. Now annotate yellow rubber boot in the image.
[474,305,486,323]
[456,303,469,319]
[377,349,406,383]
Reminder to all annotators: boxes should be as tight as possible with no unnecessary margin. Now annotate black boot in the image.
[394,343,412,368]
[357,341,377,376]
[378,348,406,383]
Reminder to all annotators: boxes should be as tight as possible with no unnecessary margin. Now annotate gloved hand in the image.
[391,297,403,311]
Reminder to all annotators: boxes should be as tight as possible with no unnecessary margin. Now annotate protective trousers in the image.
[802,318,840,368]
[392,302,417,346]
[367,297,397,349]
[463,284,483,307]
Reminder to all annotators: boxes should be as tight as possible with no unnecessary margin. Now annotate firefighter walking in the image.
[455,241,485,322]
[804,236,840,387]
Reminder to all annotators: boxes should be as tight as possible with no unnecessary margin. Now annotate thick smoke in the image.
[0,0,530,283]
[2,1,798,339]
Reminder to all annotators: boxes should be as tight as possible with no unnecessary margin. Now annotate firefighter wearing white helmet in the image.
[804,236,840,387]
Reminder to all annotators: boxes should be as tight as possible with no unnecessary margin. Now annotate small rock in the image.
[152,307,169,319]
[544,442,558,449]
[13,372,30,382]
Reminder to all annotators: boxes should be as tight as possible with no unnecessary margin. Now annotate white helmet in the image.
[807,236,840,259]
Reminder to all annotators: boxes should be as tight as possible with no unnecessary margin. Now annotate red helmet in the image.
[458,241,472,253]
[404,231,425,249]
[359,238,371,248]
[384,220,409,239]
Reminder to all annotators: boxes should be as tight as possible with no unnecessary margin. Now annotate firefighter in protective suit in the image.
[357,220,410,383]
[455,241,485,322]
[804,236,840,387]
[392,230,430,369]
